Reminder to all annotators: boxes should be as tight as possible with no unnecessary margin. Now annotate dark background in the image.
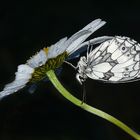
[0,0,140,140]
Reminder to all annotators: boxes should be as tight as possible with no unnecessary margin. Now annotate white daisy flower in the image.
[0,18,108,99]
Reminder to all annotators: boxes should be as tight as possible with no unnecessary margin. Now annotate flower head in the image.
[0,19,106,99]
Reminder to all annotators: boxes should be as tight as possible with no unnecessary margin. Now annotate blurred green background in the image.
[0,0,140,140]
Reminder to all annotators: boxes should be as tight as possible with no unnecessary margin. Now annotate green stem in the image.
[46,70,140,140]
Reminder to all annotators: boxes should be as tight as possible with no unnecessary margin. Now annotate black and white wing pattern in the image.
[84,36,140,83]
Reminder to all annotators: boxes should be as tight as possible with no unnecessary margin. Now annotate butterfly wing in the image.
[85,36,140,83]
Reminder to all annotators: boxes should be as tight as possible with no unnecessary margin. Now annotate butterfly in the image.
[0,18,111,99]
[76,36,140,84]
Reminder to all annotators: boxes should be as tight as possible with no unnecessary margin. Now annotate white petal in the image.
[18,64,34,73]
[47,37,67,59]
[27,50,48,68]
[15,73,31,80]
[0,85,25,99]
[4,80,27,90]
[67,19,106,55]
[0,64,34,100]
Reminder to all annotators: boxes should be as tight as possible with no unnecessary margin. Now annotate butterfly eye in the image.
[76,74,85,85]
[79,75,84,81]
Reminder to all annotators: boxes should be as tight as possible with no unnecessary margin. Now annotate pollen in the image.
[43,47,49,54]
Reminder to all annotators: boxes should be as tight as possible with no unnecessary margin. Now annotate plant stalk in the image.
[46,70,140,140]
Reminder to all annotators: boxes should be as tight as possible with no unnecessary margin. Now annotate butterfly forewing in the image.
[85,36,140,83]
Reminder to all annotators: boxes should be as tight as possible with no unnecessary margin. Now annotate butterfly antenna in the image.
[86,41,90,59]
[89,41,94,53]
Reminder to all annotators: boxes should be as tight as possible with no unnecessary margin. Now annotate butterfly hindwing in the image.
[86,36,140,83]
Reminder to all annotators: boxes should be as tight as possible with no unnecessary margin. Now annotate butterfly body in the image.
[76,36,140,84]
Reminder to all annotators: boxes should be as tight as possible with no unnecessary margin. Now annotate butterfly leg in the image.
[64,61,78,69]
[81,81,87,104]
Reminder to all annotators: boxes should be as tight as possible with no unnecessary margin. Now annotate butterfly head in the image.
[76,73,87,85]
